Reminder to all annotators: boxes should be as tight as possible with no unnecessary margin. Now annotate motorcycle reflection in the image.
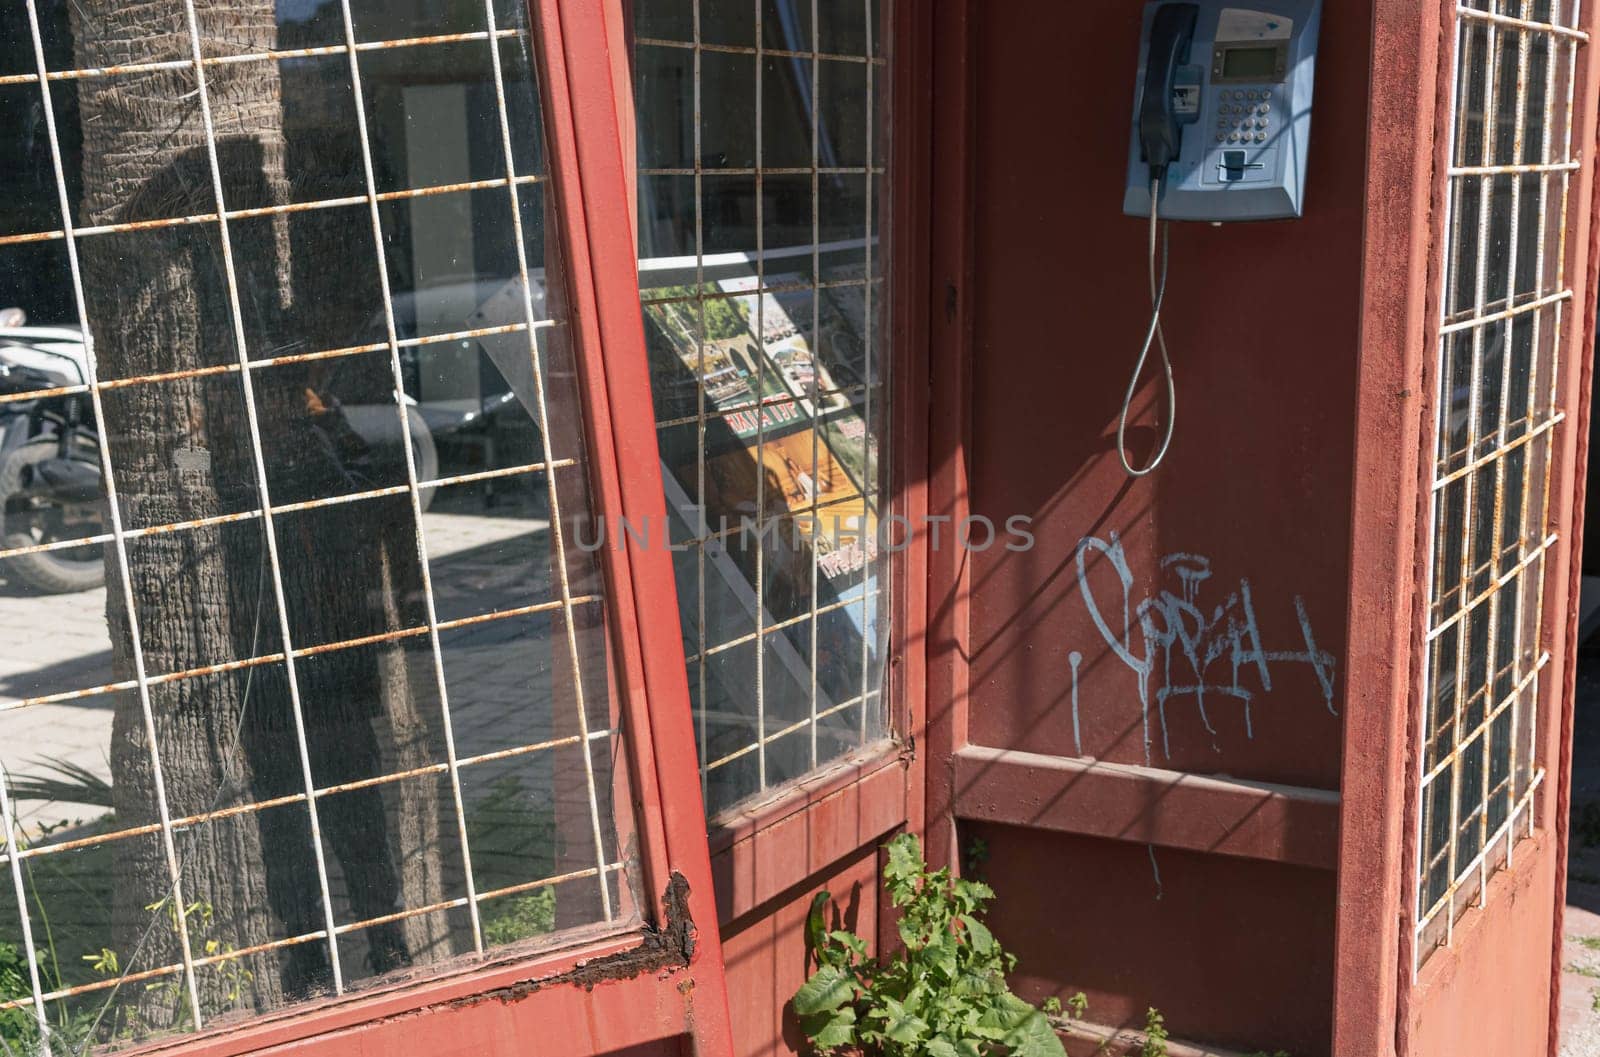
[0,308,443,594]
[0,307,105,593]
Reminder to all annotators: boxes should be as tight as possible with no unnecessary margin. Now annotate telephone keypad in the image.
[1201,82,1282,185]
[1208,85,1277,150]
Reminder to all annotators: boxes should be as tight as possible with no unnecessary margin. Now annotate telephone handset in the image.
[1114,1,1322,476]
[1138,4,1200,181]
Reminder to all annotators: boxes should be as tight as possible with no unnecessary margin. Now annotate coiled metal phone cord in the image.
[1117,174,1176,477]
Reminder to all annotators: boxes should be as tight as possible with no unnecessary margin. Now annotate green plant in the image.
[1139,1007,1168,1057]
[482,888,556,946]
[793,833,1067,1057]
[0,940,40,1048]
[6,759,113,812]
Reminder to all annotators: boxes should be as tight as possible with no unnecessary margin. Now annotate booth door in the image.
[1398,3,1597,1054]
[0,2,734,1056]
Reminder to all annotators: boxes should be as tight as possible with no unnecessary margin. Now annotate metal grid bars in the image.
[0,1,630,1049]
[633,0,890,817]
[1413,0,1583,970]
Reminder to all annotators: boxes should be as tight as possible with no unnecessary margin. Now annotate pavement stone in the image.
[0,495,557,834]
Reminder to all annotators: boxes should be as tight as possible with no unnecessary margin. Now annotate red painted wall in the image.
[720,845,885,1057]
[1407,840,1558,1057]
[950,2,1374,1052]
[965,3,1367,787]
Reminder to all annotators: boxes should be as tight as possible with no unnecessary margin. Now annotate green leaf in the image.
[794,965,854,1016]
[807,891,831,955]
[828,930,868,959]
[959,914,995,956]
[926,1037,961,1057]
[952,877,995,914]
[926,932,960,981]
[884,833,924,886]
[1005,1010,1068,1057]
[977,993,1039,1034]
[801,1006,857,1051]
[875,997,930,1046]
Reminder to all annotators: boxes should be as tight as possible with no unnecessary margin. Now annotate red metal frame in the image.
[1330,2,1442,1052]
[606,0,933,948]
[922,0,978,877]
[1337,3,1600,1056]
[101,3,739,1055]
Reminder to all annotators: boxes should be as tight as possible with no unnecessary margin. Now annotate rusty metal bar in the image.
[0,860,624,1013]
[24,0,207,1026]
[633,36,888,64]
[639,274,880,307]
[1432,412,1564,492]
[0,28,527,89]
[693,0,709,806]
[689,592,879,665]
[0,319,546,408]
[859,0,878,749]
[809,0,823,771]
[1448,160,1582,175]
[755,0,769,794]
[0,764,51,1054]
[478,0,615,925]
[639,167,886,176]
[337,0,491,953]
[182,0,349,995]
[702,689,881,774]
[1,727,616,868]
[1456,4,1589,41]
[0,457,569,565]
[2,594,601,713]
[1416,768,1546,928]
[0,175,543,248]
[652,382,873,431]
[1419,651,1549,789]
[1439,287,1573,333]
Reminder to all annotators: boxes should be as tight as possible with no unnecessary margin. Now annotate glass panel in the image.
[1416,3,1574,969]
[0,2,633,1050]
[635,0,891,817]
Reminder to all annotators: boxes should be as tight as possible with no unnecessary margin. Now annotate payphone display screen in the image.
[1221,45,1278,79]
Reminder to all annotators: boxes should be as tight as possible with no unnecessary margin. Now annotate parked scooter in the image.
[0,307,105,594]
[0,309,440,594]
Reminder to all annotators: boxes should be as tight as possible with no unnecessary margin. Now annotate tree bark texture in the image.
[69,1,455,1040]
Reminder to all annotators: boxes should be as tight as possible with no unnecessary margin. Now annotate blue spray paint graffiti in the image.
[1071,532,1337,763]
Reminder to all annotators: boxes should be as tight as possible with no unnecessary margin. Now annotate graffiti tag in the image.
[1071,533,1337,763]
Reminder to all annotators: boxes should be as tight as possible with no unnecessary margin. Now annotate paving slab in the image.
[0,492,556,834]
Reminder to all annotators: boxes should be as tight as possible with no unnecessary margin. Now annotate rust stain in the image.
[446,873,697,1009]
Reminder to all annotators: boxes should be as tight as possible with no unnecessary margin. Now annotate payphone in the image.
[1116,1,1322,475]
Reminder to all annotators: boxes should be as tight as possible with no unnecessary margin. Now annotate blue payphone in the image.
[1124,1,1323,220]
[1113,1,1322,476]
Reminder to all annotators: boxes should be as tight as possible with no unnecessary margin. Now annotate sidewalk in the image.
[0,489,552,834]
[1564,649,1600,1056]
